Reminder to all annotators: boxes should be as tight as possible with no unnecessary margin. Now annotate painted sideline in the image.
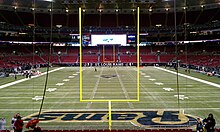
[0,67,65,89]
[154,67,220,88]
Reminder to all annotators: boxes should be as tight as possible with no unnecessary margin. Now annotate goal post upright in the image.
[108,101,112,130]
[79,6,140,130]
[79,7,83,101]
[137,6,140,102]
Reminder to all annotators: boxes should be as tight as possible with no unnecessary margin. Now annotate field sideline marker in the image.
[0,67,65,89]
[155,67,220,88]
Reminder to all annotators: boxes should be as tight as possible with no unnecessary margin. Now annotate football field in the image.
[0,66,220,130]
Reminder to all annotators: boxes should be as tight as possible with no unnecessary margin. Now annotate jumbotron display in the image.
[69,34,135,46]
[91,34,127,46]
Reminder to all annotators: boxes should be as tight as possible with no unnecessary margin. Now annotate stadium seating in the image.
[61,55,78,63]
[140,55,157,63]
[0,43,219,76]
[120,55,137,63]
[83,55,98,63]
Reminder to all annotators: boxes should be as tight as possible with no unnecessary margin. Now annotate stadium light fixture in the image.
[98,8,103,13]
[58,51,61,55]
[212,20,219,23]
[156,24,162,27]
[56,25,62,28]
[184,23,190,27]
[65,8,69,13]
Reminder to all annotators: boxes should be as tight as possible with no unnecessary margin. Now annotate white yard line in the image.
[114,68,134,108]
[2,100,220,105]
[155,67,220,88]
[86,67,104,109]
[2,94,220,99]
[0,67,65,89]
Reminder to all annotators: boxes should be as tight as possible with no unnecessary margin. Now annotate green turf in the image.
[0,75,25,85]
[0,66,219,130]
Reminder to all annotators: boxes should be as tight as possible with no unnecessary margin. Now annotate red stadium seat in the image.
[109,130,117,132]
[177,129,192,132]
[88,130,97,132]
[148,130,159,132]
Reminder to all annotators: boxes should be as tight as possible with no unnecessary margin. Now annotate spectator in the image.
[14,116,24,132]
[203,113,216,132]
[0,118,6,131]
[11,114,17,131]
[14,74,17,80]
[26,119,42,132]
[196,118,204,132]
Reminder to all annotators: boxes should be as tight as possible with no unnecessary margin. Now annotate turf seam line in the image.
[86,67,104,108]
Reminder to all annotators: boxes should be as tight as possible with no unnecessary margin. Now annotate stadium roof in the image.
[0,0,220,14]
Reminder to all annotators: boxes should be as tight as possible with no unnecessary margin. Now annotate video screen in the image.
[127,34,136,44]
[69,34,91,45]
[70,34,80,44]
[82,34,91,45]
[91,34,127,46]
[140,33,149,45]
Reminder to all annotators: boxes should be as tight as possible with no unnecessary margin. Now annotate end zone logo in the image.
[23,110,198,128]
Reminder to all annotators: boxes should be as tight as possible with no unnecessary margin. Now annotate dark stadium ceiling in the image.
[0,0,220,14]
